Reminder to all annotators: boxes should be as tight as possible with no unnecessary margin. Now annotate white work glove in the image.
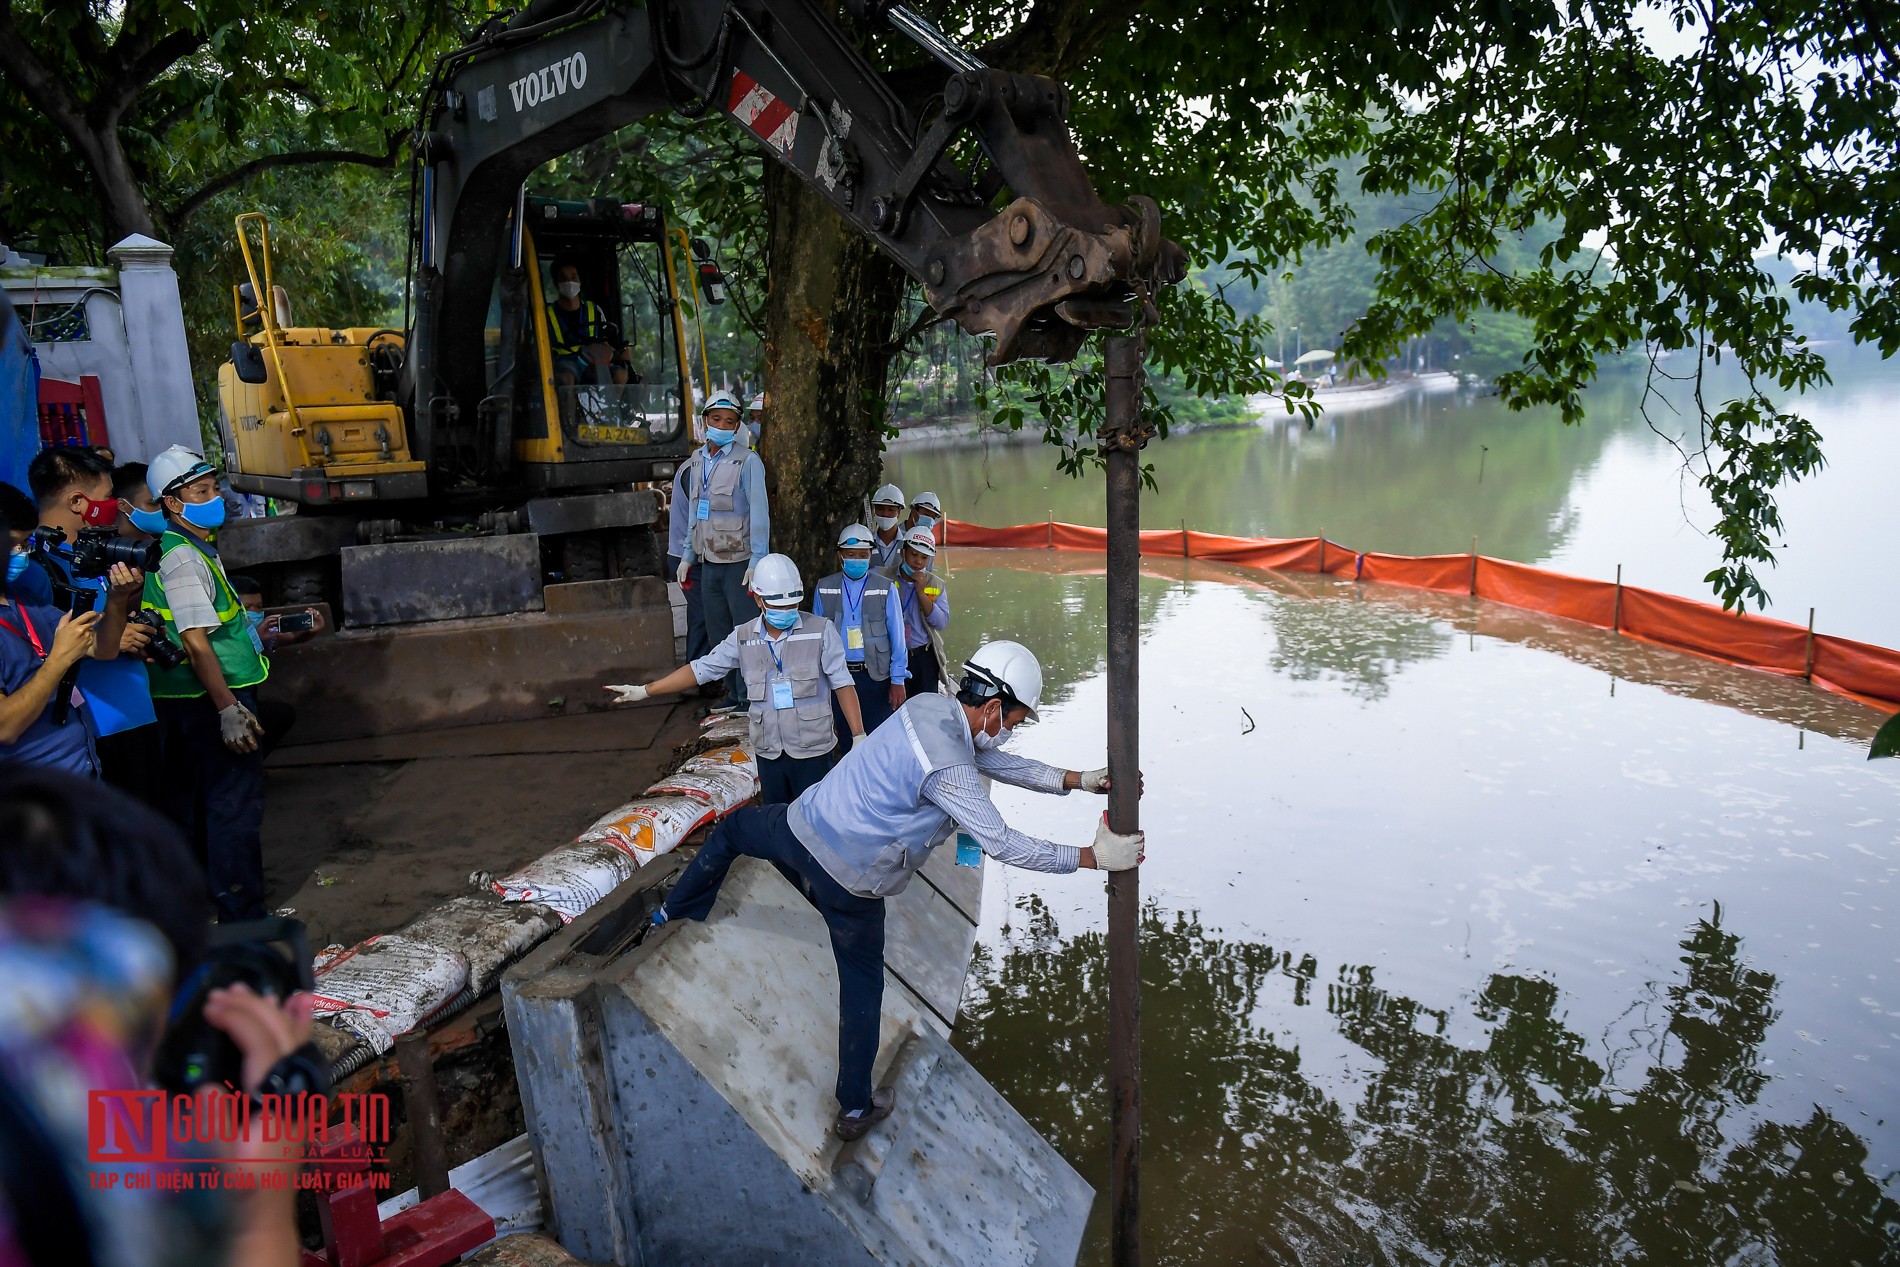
[1078,767,1110,793]
[219,702,264,754]
[676,558,692,586]
[852,732,868,750]
[742,562,755,590]
[1091,815,1145,871]
[605,683,649,705]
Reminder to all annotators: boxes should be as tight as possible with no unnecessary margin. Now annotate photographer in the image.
[1,477,139,777]
[20,447,160,801]
[0,767,313,1267]
[142,446,272,923]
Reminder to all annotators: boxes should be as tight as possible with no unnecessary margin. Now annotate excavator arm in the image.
[409,0,1183,458]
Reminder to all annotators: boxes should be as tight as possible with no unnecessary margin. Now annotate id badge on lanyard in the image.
[846,625,864,651]
[771,677,796,710]
[955,832,982,867]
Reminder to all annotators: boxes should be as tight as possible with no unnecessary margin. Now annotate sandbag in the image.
[400,897,563,994]
[645,746,758,815]
[492,841,639,923]
[697,714,750,746]
[310,934,471,1055]
[577,796,712,867]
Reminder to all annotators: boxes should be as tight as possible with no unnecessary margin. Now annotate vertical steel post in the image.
[395,1031,452,1200]
[1102,334,1144,1266]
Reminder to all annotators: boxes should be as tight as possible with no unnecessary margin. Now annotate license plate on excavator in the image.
[574,422,650,446]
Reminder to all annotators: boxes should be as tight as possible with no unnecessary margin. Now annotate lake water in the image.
[883,353,1900,1265]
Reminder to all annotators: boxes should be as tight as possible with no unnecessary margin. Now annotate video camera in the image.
[26,524,159,581]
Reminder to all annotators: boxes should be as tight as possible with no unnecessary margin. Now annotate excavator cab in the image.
[497,196,698,485]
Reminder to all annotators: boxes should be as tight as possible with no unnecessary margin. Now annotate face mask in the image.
[556,281,583,300]
[841,559,870,580]
[972,706,1011,751]
[762,606,799,631]
[245,610,266,629]
[79,495,119,528]
[705,426,736,449]
[900,562,918,578]
[177,497,227,531]
[126,505,168,536]
[5,552,29,584]
[874,513,900,531]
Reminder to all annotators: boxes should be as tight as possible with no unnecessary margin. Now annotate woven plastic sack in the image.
[491,840,638,922]
[576,796,712,866]
[399,897,563,994]
[645,748,757,816]
[697,714,751,745]
[310,934,471,1055]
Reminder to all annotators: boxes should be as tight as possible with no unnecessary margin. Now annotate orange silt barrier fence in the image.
[942,517,1900,713]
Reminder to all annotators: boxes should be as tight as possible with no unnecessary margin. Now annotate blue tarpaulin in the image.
[0,299,40,493]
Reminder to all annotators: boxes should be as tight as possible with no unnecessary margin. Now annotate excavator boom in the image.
[410,0,1183,461]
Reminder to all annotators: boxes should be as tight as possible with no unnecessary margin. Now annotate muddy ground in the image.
[260,701,702,950]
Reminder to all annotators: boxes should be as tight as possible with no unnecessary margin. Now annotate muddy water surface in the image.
[917,556,1896,1265]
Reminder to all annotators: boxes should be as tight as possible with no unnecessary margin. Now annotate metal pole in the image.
[395,1031,452,1200]
[1102,333,1144,1266]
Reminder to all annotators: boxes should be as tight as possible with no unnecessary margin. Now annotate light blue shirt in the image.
[811,575,909,683]
[10,553,155,737]
[670,439,770,567]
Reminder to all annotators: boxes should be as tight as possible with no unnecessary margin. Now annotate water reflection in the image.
[958,900,1900,1266]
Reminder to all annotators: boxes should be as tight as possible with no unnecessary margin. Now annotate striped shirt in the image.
[919,747,1081,874]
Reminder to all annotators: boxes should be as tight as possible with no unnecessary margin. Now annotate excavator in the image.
[215,0,1181,734]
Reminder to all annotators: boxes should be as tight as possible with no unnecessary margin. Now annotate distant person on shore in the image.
[868,483,906,571]
[887,525,949,696]
[605,554,864,804]
[812,524,907,742]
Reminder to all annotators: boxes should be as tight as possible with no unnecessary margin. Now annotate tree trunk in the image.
[757,159,908,591]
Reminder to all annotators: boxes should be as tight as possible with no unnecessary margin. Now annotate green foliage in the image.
[1871,711,1900,761]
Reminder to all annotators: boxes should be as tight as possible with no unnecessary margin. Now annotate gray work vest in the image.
[870,531,904,571]
[788,693,974,897]
[814,570,896,682]
[684,444,754,564]
[736,613,838,760]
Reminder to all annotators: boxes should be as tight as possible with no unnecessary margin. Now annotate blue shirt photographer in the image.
[0,595,100,775]
[12,550,156,737]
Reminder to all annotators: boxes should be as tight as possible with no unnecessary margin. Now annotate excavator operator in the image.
[547,259,635,387]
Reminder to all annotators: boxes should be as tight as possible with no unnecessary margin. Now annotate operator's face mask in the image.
[762,605,799,631]
[841,557,871,580]
[556,280,583,300]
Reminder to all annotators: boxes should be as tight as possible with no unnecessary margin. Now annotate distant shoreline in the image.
[885,370,1471,450]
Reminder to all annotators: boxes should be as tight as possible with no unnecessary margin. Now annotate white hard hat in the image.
[701,391,744,417]
[872,483,905,508]
[962,640,1043,721]
[837,523,875,549]
[910,491,942,516]
[147,445,216,499]
[899,525,938,557]
[750,553,803,605]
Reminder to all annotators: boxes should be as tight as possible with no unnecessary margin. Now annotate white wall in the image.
[1,234,202,463]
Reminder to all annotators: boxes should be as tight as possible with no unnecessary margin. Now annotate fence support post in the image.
[1469,536,1479,596]
[1805,607,1816,680]
[1102,333,1145,1267]
[1613,564,1623,633]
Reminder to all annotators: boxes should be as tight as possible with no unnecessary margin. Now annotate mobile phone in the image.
[276,610,315,633]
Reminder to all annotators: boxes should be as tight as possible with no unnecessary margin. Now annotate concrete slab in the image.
[262,604,677,743]
[503,857,1091,1267]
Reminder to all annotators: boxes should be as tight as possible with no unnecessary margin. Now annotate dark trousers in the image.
[662,805,885,1111]
[699,560,752,706]
[97,722,162,810]
[154,688,267,923]
[757,750,835,806]
[255,696,297,762]
[668,554,711,662]
[833,664,895,747]
[906,642,942,696]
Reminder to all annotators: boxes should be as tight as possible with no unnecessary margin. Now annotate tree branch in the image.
[103,28,209,121]
[0,3,101,164]
[167,132,407,229]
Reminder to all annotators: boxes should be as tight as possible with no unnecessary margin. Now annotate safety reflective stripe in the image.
[546,301,606,356]
[142,531,268,698]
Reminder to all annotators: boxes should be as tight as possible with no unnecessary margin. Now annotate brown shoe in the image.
[833,1087,896,1141]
